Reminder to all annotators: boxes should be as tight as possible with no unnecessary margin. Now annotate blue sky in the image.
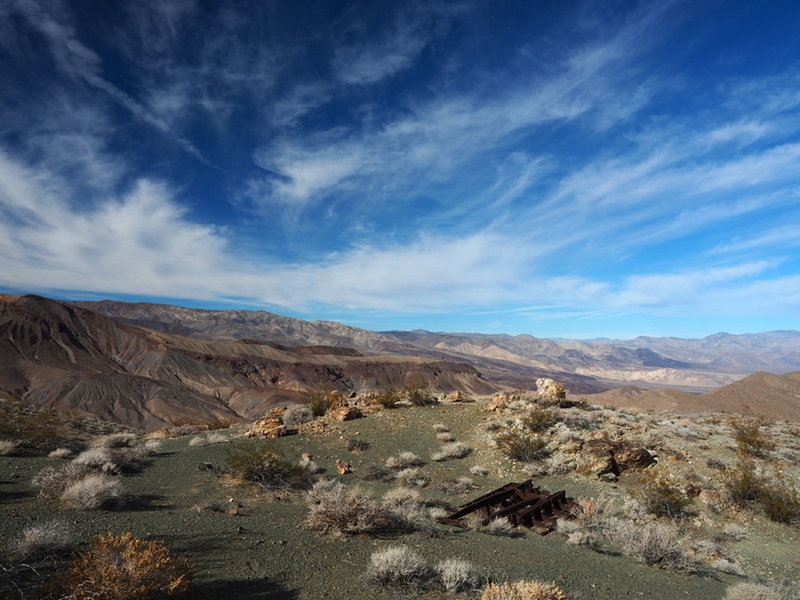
[1,0,800,339]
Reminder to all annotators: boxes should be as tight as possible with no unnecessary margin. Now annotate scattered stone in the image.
[445,391,463,403]
[336,460,352,475]
[329,406,363,422]
[245,416,288,438]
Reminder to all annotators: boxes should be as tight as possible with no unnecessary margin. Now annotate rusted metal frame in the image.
[484,490,567,525]
[444,483,520,520]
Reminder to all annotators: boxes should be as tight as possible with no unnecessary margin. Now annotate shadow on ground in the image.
[187,578,299,600]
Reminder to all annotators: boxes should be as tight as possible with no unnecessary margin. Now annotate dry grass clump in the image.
[364,546,483,593]
[14,520,74,559]
[386,451,425,469]
[188,436,207,447]
[403,380,432,406]
[723,583,781,600]
[438,476,476,495]
[730,417,776,458]
[394,467,430,488]
[48,447,73,459]
[433,423,450,433]
[436,432,457,442]
[60,473,125,509]
[632,469,692,519]
[719,523,748,541]
[614,521,707,575]
[306,480,394,536]
[93,432,139,448]
[435,558,483,593]
[494,429,550,463]
[55,532,192,600]
[346,438,370,453]
[282,404,315,427]
[32,463,92,499]
[364,546,433,590]
[432,442,471,462]
[480,580,567,600]
[465,515,523,538]
[0,438,20,456]
[470,465,490,477]
[188,432,228,447]
[224,440,310,490]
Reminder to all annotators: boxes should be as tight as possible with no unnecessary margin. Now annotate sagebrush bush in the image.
[436,432,456,442]
[31,463,92,499]
[282,404,315,427]
[48,447,73,459]
[56,532,192,600]
[60,473,125,509]
[306,480,393,536]
[432,442,471,462]
[394,467,429,488]
[386,451,425,469]
[494,429,550,462]
[470,465,489,477]
[730,417,776,457]
[433,423,450,433]
[224,441,309,490]
[364,546,433,590]
[403,381,432,406]
[614,521,706,574]
[723,583,781,600]
[94,432,138,448]
[480,580,567,600]
[0,439,19,455]
[436,558,482,593]
[438,477,475,495]
[14,520,74,559]
[188,436,207,447]
[723,461,800,525]
[466,515,522,538]
[346,438,370,452]
[302,387,336,417]
[632,469,692,518]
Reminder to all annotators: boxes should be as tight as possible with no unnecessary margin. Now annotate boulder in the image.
[575,439,655,479]
[445,391,463,403]
[536,378,567,405]
[245,416,288,439]
[329,406,363,422]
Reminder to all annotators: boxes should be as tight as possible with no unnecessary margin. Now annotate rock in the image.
[336,460,352,475]
[269,406,287,418]
[362,405,382,414]
[684,484,702,497]
[536,378,567,405]
[698,489,721,506]
[329,406,363,422]
[445,391,463,403]
[245,416,288,438]
[575,439,655,478]
[325,391,347,410]
[301,452,314,460]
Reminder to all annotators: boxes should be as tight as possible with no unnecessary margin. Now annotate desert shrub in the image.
[346,438,370,453]
[438,477,475,495]
[432,442,472,462]
[723,583,781,600]
[0,439,19,456]
[364,546,433,590]
[632,469,692,519]
[31,463,92,499]
[14,520,74,559]
[480,580,567,600]
[494,430,550,462]
[382,487,442,535]
[56,532,191,600]
[362,462,393,481]
[60,473,125,509]
[710,558,745,576]
[225,441,310,490]
[306,480,393,536]
[557,498,619,551]
[169,424,198,437]
[386,451,425,469]
[299,454,321,473]
[433,423,450,433]
[206,432,229,444]
[730,417,776,457]
[435,558,482,593]
[204,418,234,430]
[282,404,315,427]
[436,432,457,442]
[470,465,489,477]
[302,387,335,417]
[374,389,402,408]
[394,467,430,488]
[521,406,557,432]
[720,523,748,541]
[73,447,117,471]
[94,432,138,448]
[723,461,800,524]
[188,436,207,447]
[613,521,706,574]
[466,515,522,538]
[49,447,73,459]
[0,398,75,454]
[404,380,432,406]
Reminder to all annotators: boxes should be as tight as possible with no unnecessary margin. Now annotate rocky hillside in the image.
[1,295,500,428]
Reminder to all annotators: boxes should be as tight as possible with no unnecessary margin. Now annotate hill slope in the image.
[1,295,499,427]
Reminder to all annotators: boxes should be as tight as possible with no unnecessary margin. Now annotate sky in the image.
[1,0,800,339]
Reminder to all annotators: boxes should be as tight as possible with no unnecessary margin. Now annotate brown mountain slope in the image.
[580,371,800,421]
[1,295,500,428]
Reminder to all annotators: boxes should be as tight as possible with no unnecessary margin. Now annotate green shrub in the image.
[494,430,550,462]
[723,461,800,525]
[729,417,776,458]
[404,380,431,406]
[521,406,557,432]
[632,469,692,519]
[225,441,309,490]
[374,389,401,408]
[303,387,332,417]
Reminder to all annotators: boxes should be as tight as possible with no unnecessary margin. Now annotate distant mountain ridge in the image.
[1,295,499,428]
[74,299,800,391]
